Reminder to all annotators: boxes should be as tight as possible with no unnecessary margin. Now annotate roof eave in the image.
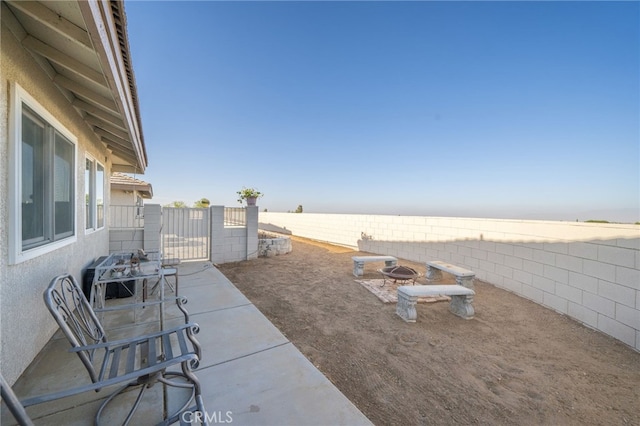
[78,0,147,173]
[111,183,153,198]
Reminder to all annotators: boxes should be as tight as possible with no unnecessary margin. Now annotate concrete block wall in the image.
[220,228,248,263]
[258,232,293,256]
[210,206,226,264]
[246,206,259,261]
[143,204,162,253]
[260,212,640,351]
[116,205,258,265]
[109,229,144,253]
[108,204,162,254]
[258,212,364,248]
[211,206,258,264]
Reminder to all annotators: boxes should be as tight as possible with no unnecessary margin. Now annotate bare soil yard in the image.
[217,237,640,426]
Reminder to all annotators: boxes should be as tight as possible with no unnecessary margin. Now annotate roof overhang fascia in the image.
[2,0,147,173]
[77,0,147,173]
[111,182,153,198]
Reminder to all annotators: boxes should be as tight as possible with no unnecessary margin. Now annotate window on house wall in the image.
[85,156,105,231]
[97,164,104,228]
[10,84,77,264]
[86,158,94,230]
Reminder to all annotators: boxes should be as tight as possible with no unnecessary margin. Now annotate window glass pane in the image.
[54,132,74,238]
[96,164,104,228]
[21,111,45,247]
[17,95,78,258]
[85,159,94,229]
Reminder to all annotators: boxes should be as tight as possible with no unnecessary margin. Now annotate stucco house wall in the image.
[111,189,136,205]
[1,21,108,385]
[110,172,153,206]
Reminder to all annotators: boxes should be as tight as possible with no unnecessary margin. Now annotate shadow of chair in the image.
[14,274,208,425]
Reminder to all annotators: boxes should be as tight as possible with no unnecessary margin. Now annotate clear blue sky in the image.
[125,1,639,222]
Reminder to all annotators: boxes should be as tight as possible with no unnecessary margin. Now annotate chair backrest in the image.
[44,274,107,383]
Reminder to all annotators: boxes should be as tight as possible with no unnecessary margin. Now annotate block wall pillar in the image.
[210,205,225,264]
[246,206,259,260]
[143,204,162,252]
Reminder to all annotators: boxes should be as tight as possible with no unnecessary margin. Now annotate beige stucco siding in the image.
[111,189,137,205]
[1,24,112,385]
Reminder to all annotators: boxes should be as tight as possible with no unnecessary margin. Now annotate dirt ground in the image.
[217,237,640,426]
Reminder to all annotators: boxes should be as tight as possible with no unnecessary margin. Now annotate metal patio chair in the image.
[1,373,35,426]
[17,274,208,425]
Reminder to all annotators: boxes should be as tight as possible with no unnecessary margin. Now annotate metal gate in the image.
[161,207,210,261]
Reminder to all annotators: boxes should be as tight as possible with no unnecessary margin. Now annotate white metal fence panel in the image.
[162,207,210,261]
[224,207,246,227]
[109,205,144,229]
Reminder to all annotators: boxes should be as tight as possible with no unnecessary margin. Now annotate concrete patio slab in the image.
[13,383,165,426]
[176,266,253,314]
[186,343,371,426]
[1,261,372,425]
[166,304,289,369]
[5,320,161,422]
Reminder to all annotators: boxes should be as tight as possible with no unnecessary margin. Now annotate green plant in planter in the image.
[194,198,210,208]
[237,187,263,205]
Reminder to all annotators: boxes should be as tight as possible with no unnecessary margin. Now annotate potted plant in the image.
[195,198,210,208]
[237,187,263,206]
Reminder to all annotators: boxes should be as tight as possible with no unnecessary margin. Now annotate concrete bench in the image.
[426,260,475,289]
[352,255,397,277]
[396,284,475,323]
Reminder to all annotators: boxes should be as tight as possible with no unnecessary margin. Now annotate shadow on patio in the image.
[2,262,371,425]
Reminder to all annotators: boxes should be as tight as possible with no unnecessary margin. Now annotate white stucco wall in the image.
[1,24,112,385]
[260,212,640,351]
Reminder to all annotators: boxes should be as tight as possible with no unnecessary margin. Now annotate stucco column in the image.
[143,204,162,252]
[246,206,258,260]
[210,205,225,264]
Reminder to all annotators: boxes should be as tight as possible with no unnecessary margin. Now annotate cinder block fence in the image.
[210,205,259,264]
[259,212,640,352]
[109,204,259,263]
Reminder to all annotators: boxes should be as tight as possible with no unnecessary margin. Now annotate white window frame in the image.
[9,83,78,264]
[85,155,105,233]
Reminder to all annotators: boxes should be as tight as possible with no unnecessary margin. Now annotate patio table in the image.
[90,251,166,324]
